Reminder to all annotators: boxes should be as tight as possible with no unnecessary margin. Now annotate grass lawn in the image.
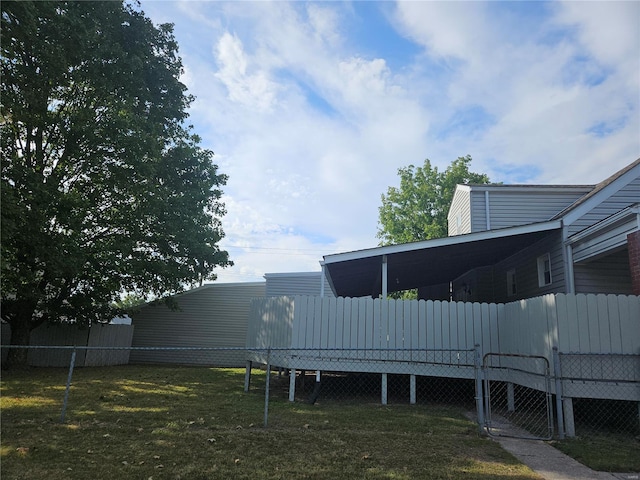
[2,365,544,480]
[551,436,640,473]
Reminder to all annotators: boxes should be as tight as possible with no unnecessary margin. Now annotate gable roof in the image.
[457,183,594,192]
[552,157,640,224]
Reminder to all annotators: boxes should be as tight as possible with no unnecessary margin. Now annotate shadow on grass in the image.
[0,365,542,480]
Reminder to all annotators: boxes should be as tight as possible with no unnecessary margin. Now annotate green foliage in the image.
[377,155,491,245]
[391,289,418,300]
[0,1,232,358]
[112,294,147,314]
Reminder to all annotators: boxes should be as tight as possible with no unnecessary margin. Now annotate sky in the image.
[140,0,640,284]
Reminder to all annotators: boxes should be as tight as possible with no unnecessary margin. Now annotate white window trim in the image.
[537,253,552,287]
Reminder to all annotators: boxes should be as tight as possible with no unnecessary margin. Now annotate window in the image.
[507,269,517,296]
[537,253,552,287]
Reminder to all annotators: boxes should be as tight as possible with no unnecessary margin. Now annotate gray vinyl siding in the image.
[447,187,471,236]
[265,271,335,297]
[451,266,494,303]
[485,189,590,231]
[489,192,578,229]
[470,191,489,232]
[492,231,566,303]
[466,187,591,233]
[129,282,266,366]
[566,178,640,236]
[473,266,496,302]
[574,247,633,294]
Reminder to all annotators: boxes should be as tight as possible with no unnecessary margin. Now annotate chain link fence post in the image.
[244,359,252,392]
[474,344,485,434]
[60,347,76,423]
[552,346,565,439]
[263,347,271,428]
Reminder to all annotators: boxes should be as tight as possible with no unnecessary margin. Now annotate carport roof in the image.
[322,220,562,298]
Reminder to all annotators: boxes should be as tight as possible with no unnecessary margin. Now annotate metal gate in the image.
[483,353,554,440]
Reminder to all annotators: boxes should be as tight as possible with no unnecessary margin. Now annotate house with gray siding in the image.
[247,159,639,437]
[128,272,332,366]
[322,158,640,302]
[130,282,265,366]
[265,271,334,298]
[448,184,593,236]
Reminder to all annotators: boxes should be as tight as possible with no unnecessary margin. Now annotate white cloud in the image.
[392,0,639,184]
[140,0,639,283]
[394,1,488,60]
[214,32,278,111]
[554,1,639,67]
[339,57,389,97]
[306,3,343,48]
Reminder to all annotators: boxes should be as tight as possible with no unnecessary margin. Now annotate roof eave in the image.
[323,220,563,265]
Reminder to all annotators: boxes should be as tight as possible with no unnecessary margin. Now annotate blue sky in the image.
[141,0,640,283]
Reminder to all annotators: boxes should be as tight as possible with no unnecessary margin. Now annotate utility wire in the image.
[222,244,327,255]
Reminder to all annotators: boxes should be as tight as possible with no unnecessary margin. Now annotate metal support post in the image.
[308,370,322,404]
[507,383,515,412]
[289,369,297,402]
[264,348,271,427]
[381,373,388,405]
[552,347,565,439]
[474,344,486,434]
[382,255,388,299]
[60,348,77,423]
[244,360,252,392]
[563,397,575,438]
[410,374,416,405]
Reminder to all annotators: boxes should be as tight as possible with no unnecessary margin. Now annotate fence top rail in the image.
[558,352,640,358]
[5,346,637,358]
[484,352,551,361]
[2,345,477,352]
[0,345,250,351]
[248,347,477,353]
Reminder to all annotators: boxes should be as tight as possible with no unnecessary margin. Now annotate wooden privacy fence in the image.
[248,293,639,356]
[1,323,134,367]
[247,293,640,401]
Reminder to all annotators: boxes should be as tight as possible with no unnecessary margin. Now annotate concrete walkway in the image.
[485,414,638,480]
[494,434,627,480]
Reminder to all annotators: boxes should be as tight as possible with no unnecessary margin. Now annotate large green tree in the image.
[377,155,491,245]
[1,1,231,366]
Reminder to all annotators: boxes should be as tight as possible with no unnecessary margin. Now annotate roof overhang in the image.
[323,220,562,298]
[569,204,640,263]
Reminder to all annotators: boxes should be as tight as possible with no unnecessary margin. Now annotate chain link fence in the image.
[249,347,640,441]
[557,353,640,439]
[2,345,638,441]
[256,347,479,408]
[1,345,251,423]
[482,353,554,440]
